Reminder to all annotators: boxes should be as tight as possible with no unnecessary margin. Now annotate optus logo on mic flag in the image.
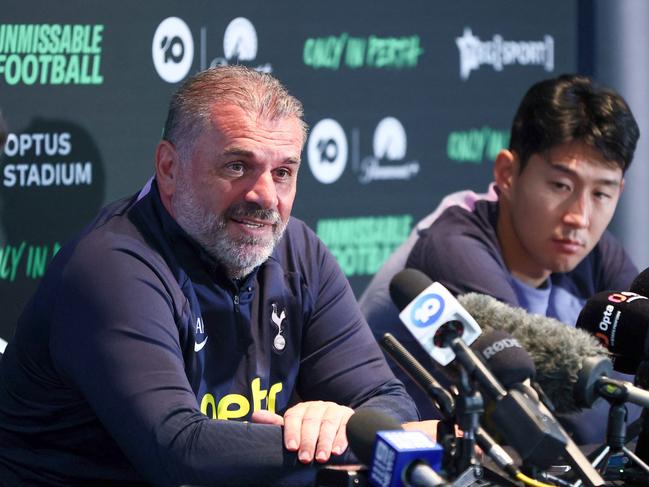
[399,281,481,365]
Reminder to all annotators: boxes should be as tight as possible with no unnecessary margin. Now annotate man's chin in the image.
[548,256,584,274]
[220,245,274,277]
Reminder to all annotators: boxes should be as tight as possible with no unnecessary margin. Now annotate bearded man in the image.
[0,66,418,486]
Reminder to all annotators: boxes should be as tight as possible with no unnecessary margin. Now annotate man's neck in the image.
[496,202,551,288]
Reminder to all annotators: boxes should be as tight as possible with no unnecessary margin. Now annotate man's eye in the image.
[550,181,571,191]
[227,162,244,173]
[275,168,291,180]
[594,191,611,201]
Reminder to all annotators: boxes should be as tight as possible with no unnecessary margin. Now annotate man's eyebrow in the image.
[222,147,301,165]
[547,160,622,186]
[222,147,254,158]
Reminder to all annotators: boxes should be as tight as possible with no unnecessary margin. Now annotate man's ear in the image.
[493,149,518,199]
[155,140,179,204]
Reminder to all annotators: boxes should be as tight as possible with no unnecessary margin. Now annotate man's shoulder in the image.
[564,229,637,291]
[53,192,169,285]
[415,198,499,250]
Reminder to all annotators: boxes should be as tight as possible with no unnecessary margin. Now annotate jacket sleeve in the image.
[294,234,419,423]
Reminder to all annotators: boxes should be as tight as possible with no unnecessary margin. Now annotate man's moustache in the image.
[227,204,280,225]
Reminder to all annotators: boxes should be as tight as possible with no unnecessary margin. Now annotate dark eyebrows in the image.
[546,161,622,187]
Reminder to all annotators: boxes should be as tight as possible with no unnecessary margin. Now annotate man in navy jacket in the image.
[0,66,418,486]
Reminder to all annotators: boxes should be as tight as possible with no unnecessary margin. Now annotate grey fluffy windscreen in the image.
[458,293,608,414]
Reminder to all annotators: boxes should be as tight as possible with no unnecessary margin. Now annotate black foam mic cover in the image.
[634,360,649,463]
[576,290,649,373]
[389,268,432,312]
[630,267,649,298]
[346,409,402,466]
[471,329,536,389]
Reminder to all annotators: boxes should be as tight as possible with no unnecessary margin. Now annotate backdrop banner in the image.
[0,0,578,342]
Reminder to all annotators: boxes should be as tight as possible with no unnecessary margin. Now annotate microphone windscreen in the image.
[575,290,649,373]
[631,267,649,298]
[471,329,536,388]
[346,409,402,466]
[458,293,607,413]
[389,268,432,312]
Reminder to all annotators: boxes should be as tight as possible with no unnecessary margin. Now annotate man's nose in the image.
[245,171,278,209]
[563,192,590,229]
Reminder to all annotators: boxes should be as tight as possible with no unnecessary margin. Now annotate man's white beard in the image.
[171,172,287,279]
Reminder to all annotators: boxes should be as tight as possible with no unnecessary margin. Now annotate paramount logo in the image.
[455,28,554,81]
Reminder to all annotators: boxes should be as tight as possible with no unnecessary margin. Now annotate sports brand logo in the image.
[194,316,208,352]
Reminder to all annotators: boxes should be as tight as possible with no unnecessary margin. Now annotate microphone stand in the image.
[585,394,649,484]
[380,333,520,487]
[572,356,649,484]
[453,365,483,475]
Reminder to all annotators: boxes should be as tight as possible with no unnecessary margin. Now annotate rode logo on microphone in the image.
[410,293,445,327]
[481,337,522,360]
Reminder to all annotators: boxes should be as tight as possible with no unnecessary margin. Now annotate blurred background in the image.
[1,0,647,343]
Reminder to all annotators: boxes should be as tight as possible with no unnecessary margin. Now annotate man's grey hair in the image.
[162,65,307,161]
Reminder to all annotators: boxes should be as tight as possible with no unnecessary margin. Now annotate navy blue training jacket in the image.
[0,181,417,486]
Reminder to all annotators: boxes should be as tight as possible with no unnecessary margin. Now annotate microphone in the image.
[630,267,649,297]
[389,270,605,486]
[634,361,649,464]
[391,274,572,465]
[573,355,649,409]
[457,292,608,414]
[380,333,455,418]
[346,409,448,487]
[470,329,536,389]
[389,269,481,366]
[380,332,520,480]
[576,290,649,374]
[624,273,649,465]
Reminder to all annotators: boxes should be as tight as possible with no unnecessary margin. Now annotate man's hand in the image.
[251,401,354,464]
[402,420,440,439]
